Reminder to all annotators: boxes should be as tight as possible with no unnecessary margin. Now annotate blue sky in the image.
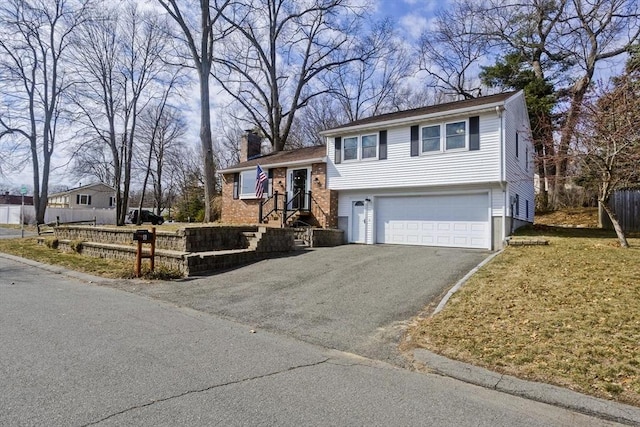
[374,0,442,39]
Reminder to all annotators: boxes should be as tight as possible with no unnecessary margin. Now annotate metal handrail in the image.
[259,190,328,227]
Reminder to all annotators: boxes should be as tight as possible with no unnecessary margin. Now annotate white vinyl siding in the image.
[327,114,501,190]
[504,94,535,223]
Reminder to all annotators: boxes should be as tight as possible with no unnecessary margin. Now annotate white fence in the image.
[0,205,117,225]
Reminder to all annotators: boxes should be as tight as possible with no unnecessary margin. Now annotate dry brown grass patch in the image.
[0,238,180,279]
[406,226,640,406]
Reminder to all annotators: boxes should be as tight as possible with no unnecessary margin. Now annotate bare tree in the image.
[417,2,493,100]
[213,0,370,152]
[286,94,344,147]
[466,0,640,207]
[135,81,186,220]
[574,68,640,247]
[72,1,170,225]
[330,18,413,121]
[0,0,91,223]
[69,138,115,185]
[155,0,231,222]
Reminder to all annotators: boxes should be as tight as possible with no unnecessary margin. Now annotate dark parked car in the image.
[128,209,164,225]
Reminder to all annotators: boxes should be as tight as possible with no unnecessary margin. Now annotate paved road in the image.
[0,226,34,239]
[107,244,490,365]
[0,256,619,426]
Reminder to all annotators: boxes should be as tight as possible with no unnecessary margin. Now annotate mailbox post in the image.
[132,227,156,277]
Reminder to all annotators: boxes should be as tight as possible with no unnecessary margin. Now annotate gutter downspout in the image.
[496,105,507,247]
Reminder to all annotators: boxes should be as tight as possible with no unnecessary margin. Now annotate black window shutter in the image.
[88,195,92,205]
[469,116,480,151]
[379,130,387,160]
[515,132,519,157]
[76,194,80,204]
[410,125,419,156]
[233,173,239,199]
[334,137,342,164]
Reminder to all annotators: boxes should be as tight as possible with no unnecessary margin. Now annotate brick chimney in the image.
[240,130,262,162]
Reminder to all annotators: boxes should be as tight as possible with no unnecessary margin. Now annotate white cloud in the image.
[399,14,429,40]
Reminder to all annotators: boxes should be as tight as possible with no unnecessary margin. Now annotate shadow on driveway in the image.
[114,244,491,365]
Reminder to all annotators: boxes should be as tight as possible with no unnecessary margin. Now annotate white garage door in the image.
[376,194,490,249]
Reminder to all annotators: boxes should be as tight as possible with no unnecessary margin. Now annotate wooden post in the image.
[133,228,156,277]
[135,239,143,277]
[149,227,156,272]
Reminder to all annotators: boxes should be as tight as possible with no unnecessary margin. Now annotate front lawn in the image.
[405,225,640,406]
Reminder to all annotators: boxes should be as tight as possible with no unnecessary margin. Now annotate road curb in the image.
[413,349,640,426]
[433,250,503,314]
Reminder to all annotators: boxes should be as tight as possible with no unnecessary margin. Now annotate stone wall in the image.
[57,240,187,274]
[309,228,344,247]
[181,225,258,252]
[50,224,295,276]
[54,225,260,252]
[255,227,294,253]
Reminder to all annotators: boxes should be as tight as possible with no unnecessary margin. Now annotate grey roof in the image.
[220,145,326,172]
[323,92,517,133]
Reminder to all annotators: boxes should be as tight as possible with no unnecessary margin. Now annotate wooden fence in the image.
[608,189,640,232]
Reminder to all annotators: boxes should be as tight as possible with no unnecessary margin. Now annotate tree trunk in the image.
[199,67,216,222]
[601,201,629,248]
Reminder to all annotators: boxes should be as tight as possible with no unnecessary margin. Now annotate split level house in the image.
[220,91,534,250]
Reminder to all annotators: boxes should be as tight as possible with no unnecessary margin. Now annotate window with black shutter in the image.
[379,130,387,160]
[469,116,480,151]
[335,137,342,164]
[233,173,239,199]
[410,125,419,156]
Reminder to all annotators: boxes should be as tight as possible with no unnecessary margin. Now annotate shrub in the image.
[69,239,84,253]
[44,238,59,249]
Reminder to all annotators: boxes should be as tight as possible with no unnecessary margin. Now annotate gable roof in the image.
[321,91,518,135]
[220,145,327,173]
[48,182,115,197]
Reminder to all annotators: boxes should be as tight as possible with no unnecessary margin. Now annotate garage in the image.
[375,193,490,249]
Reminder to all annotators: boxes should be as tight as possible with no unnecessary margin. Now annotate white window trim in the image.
[239,169,269,199]
[342,134,379,162]
[420,119,469,154]
[444,119,468,151]
[420,124,442,154]
[342,135,359,162]
[78,194,90,205]
[360,133,379,161]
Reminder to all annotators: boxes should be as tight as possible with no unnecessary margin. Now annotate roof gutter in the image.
[320,101,510,137]
[219,156,328,174]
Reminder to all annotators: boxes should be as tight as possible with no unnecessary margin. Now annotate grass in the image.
[0,237,180,279]
[405,224,640,406]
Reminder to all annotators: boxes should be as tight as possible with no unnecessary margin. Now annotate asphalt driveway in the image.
[111,244,490,365]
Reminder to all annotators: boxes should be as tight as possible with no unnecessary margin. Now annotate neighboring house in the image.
[47,183,116,209]
[220,91,534,250]
[0,192,33,205]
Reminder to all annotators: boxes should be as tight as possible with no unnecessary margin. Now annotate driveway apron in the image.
[113,244,490,365]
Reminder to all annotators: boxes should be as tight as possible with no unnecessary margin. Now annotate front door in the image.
[351,201,366,243]
[289,168,308,210]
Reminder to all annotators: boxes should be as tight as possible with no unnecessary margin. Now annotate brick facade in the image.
[221,162,337,228]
